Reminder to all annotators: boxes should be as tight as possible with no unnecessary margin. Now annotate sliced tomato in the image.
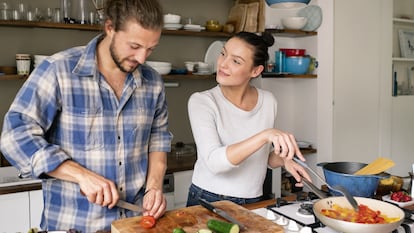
[140,215,156,229]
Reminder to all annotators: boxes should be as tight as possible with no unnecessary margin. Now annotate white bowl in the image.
[313,196,404,233]
[146,61,172,75]
[281,16,308,30]
[164,14,181,24]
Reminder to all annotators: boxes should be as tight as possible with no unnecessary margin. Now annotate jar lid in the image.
[16,54,31,59]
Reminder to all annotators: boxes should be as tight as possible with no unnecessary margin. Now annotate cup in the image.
[53,8,61,23]
[12,9,20,20]
[0,9,10,20]
[184,61,195,73]
[16,54,31,75]
[275,51,285,73]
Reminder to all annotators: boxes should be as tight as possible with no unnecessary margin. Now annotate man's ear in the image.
[104,19,114,35]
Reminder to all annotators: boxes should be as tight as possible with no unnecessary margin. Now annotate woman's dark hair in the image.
[105,0,164,32]
[232,31,275,67]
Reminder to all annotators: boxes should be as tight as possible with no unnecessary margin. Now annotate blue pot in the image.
[317,162,386,198]
[284,56,311,74]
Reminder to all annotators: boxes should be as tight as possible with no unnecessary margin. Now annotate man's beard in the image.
[109,39,140,73]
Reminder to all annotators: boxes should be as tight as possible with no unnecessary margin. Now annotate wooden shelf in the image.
[0,73,318,81]
[0,74,27,81]
[393,18,414,25]
[0,21,319,38]
[392,57,414,62]
[0,20,232,37]
[265,28,317,37]
[261,72,317,79]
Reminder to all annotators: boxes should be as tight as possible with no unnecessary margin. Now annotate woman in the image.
[186,31,311,206]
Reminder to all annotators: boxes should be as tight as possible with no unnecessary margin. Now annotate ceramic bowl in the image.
[279,48,306,57]
[265,0,310,8]
[284,56,310,74]
[281,16,308,30]
[163,14,181,24]
[146,61,172,75]
[206,24,223,32]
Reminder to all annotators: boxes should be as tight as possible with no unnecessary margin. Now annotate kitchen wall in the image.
[0,0,233,145]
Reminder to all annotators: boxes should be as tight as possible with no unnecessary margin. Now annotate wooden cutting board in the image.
[111,200,283,233]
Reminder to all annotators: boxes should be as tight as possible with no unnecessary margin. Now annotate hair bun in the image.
[262,31,275,47]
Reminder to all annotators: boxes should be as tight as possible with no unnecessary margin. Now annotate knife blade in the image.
[199,198,247,230]
[116,199,143,212]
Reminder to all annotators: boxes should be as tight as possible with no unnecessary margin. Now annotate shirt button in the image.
[118,136,121,140]
[119,161,122,166]
[119,187,123,191]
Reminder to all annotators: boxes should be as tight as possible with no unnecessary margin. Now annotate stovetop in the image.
[251,195,414,233]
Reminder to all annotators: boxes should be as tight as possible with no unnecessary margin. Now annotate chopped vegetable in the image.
[207,219,240,233]
[197,229,213,233]
[321,204,400,223]
[140,215,156,229]
[390,191,412,202]
[173,227,187,233]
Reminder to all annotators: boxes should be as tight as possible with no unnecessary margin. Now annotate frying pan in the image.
[313,196,404,233]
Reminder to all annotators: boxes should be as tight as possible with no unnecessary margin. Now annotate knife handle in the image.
[199,198,215,212]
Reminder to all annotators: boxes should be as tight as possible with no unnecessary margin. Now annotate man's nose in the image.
[134,49,149,64]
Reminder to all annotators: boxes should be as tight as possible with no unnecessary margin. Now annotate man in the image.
[0,0,172,231]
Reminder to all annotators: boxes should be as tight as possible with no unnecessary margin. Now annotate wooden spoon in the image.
[354,157,395,175]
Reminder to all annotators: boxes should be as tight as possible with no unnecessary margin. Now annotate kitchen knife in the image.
[199,198,247,230]
[116,199,143,212]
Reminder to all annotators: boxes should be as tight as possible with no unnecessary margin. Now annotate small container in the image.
[275,51,285,73]
[16,54,31,75]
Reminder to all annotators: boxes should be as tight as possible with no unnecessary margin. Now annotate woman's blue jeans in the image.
[186,183,263,207]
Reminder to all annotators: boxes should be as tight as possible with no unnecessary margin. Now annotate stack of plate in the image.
[183,24,205,32]
[163,23,183,30]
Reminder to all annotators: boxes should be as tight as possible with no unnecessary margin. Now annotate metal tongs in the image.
[293,156,359,212]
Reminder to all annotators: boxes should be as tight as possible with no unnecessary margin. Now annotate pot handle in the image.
[317,162,328,167]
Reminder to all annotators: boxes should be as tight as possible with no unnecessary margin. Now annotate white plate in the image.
[297,5,322,32]
[204,40,225,74]
[193,71,213,75]
[382,194,414,207]
[163,23,183,30]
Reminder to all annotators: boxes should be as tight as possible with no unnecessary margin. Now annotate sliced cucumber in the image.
[197,229,213,233]
[207,219,240,233]
[173,227,187,233]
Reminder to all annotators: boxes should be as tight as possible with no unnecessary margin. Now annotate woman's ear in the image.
[251,65,264,78]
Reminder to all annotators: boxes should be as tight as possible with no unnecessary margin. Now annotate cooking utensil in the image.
[354,157,395,175]
[293,157,359,212]
[116,199,143,212]
[318,161,386,197]
[300,176,327,199]
[313,196,404,233]
[199,198,247,230]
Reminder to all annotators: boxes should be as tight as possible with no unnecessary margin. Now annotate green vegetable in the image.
[197,229,213,233]
[173,227,187,233]
[207,219,240,233]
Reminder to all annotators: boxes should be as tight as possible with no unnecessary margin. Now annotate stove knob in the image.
[266,209,276,220]
[299,226,312,233]
[287,219,300,231]
[276,216,288,226]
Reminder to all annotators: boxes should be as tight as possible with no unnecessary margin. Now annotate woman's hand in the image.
[283,158,313,186]
[266,129,304,161]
